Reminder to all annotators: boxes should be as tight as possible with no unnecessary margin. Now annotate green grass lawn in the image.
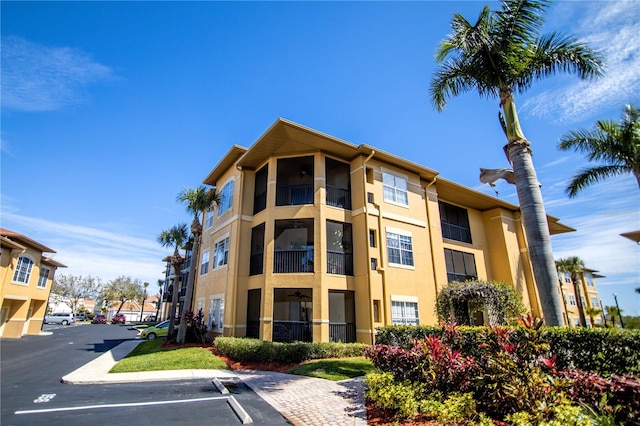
[287,357,375,381]
[109,340,373,380]
[109,340,228,373]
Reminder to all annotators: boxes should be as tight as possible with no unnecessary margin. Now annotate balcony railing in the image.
[274,249,314,273]
[273,320,312,343]
[327,250,353,275]
[276,184,313,206]
[326,185,351,210]
[329,322,356,343]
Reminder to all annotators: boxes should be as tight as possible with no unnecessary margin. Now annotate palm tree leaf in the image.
[566,165,629,197]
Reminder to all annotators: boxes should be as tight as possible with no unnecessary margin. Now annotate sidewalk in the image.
[61,339,367,426]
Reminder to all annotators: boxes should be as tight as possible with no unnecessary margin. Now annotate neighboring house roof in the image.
[0,228,56,253]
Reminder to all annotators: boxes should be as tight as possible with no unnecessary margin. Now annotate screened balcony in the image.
[325,158,351,210]
[326,221,353,276]
[276,156,314,206]
[274,219,314,273]
[273,288,312,343]
[329,290,356,343]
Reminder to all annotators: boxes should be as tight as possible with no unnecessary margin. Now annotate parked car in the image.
[111,314,126,324]
[91,314,107,324]
[138,320,169,340]
[44,312,75,325]
[74,313,86,321]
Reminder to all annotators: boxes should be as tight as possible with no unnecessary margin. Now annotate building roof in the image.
[620,230,640,244]
[0,228,56,253]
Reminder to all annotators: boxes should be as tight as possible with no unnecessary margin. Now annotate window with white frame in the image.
[391,300,419,325]
[382,172,408,206]
[585,274,594,287]
[208,298,224,330]
[37,267,50,288]
[386,231,414,267]
[563,272,571,283]
[213,237,230,268]
[13,255,34,284]
[217,180,234,216]
[204,210,214,229]
[568,294,576,306]
[200,250,210,275]
[591,297,599,307]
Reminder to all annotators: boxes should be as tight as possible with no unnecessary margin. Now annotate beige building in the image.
[193,119,574,344]
[1,228,66,338]
[558,267,604,327]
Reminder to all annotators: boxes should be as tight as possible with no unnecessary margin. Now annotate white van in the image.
[44,312,75,325]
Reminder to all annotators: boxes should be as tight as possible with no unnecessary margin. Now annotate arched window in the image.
[13,255,34,284]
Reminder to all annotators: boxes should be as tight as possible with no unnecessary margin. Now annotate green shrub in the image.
[365,372,424,419]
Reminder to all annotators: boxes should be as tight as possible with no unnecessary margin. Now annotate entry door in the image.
[0,306,10,337]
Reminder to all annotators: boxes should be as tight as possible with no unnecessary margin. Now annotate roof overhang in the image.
[203,145,248,186]
[41,256,67,268]
[0,228,56,253]
[620,230,640,244]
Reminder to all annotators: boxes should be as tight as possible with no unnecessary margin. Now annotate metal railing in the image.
[326,185,351,210]
[326,250,353,275]
[329,322,356,343]
[274,249,314,273]
[276,184,313,206]
[272,320,312,343]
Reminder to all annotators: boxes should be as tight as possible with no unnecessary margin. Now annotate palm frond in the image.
[566,165,629,197]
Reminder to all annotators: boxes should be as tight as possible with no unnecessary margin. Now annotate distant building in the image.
[558,267,605,327]
[187,119,576,344]
[1,228,66,338]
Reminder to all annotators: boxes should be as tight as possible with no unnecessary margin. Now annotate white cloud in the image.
[523,1,640,124]
[1,36,113,112]
[1,211,169,284]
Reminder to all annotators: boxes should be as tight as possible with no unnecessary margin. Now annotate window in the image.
[250,224,265,276]
[444,249,477,282]
[373,300,381,322]
[366,168,374,184]
[568,294,576,306]
[204,210,213,229]
[371,258,378,270]
[563,272,571,283]
[383,172,408,206]
[573,317,580,326]
[253,165,268,214]
[208,298,224,330]
[200,250,210,275]
[391,300,419,325]
[369,229,376,247]
[590,297,599,307]
[213,237,230,268]
[386,232,414,267]
[13,255,34,284]
[439,202,472,243]
[37,267,50,288]
[367,192,374,204]
[218,180,234,216]
[585,274,594,287]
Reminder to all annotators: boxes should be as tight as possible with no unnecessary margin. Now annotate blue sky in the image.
[2,1,639,316]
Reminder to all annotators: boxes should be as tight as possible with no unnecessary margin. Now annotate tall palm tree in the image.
[157,223,189,339]
[604,305,622,328]
[175,186,218,344]
[558,104,640,197]
[556,257,587,327]
[430,0,604,326]
[155,279,164,320]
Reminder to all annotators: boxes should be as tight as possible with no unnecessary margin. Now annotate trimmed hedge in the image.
[375,325,640,376]
[213,337,367,364]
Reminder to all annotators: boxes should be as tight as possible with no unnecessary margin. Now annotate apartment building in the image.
[1,228,66,338]
[193,119,574,344]
[558,267,605,327]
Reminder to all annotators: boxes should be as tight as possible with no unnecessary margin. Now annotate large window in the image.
[253,165,268,214]
[200,250,210,275]
[204,210,214,229]
[37,267,50,288]
[439,202,472,243]
[383,172,408,206]
[13,255,34,284]
[444,248,477,282]
[218,180,234,216]
[208,297,224,330]
[568,294,577,306]
[213,237,230,268]
[250,224,265,276]
[391,300,419,325]
[386,232,414,267]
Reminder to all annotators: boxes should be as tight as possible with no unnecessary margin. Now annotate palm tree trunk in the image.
[572,274,588,327]
[176,218,202,344]
[507,141,566,326]
[167,253,183,338]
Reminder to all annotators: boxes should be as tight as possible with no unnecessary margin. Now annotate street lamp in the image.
[613,293,625,328]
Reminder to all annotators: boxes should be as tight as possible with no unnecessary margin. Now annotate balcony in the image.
[326,185,351,210]
[327,250,353,275]
[276,184,314,206]
[329,322,356,343]
[274,249,314,273]
[272,320,312,343]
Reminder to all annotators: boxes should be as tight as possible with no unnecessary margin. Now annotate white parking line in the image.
[15,396,229,415]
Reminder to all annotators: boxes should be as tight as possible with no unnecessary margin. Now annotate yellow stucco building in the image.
[558,267,604,327]
[193,119,575,344]
[1,228,66,338]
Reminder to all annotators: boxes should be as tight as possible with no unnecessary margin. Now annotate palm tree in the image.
[139,281,149,321]
[175,186,218,344]
[584,307,601,328]
[430,0,604,326]
[604,305,622,328]
[157,223,189,339]
[155,279,164,320]
[556,257,588,327]
[558,104,640,197]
